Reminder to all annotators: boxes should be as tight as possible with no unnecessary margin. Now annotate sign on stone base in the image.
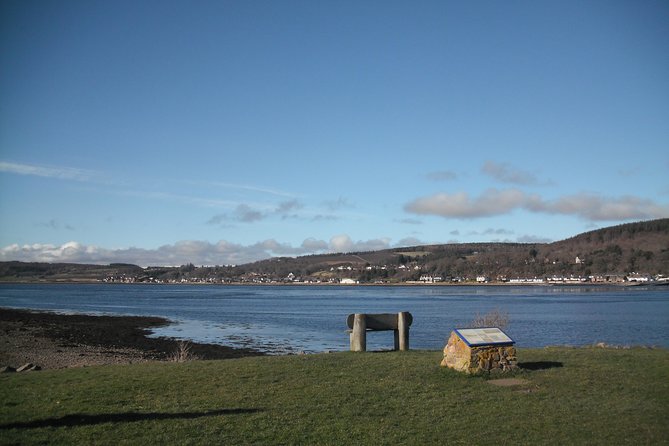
[441,328,518,373]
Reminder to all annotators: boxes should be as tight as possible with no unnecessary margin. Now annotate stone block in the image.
[441,330,518,374]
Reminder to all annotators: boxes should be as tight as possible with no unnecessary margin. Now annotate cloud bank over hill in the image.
[0,236,411,267]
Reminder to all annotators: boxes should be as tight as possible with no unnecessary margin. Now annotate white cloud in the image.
[516,234,553,243]
[525,193,669,221]
[328,235,392,253]
[301,238,329,251]
[0,235,399,266]
[405,189,669,222]
[0,238,329,266]
[329,234,354,253]
[347,238,392,252]
[404,189,529,218]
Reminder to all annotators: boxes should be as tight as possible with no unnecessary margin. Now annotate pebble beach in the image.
[0,308,263,370]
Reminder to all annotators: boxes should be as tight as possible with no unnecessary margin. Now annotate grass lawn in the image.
[1,347,668,445]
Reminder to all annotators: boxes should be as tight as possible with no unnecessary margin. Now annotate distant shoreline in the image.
[0,280,657,286]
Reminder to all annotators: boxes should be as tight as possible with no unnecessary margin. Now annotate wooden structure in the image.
[346,312,412,352]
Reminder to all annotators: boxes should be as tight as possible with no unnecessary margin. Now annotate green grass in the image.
[2,348,668,445]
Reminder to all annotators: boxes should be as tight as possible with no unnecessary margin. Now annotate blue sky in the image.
[1,0,668,266]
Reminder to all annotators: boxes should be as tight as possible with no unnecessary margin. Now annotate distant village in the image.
[103,255,667,286]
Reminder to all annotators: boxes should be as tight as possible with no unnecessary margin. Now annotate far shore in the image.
[0,280,657,286]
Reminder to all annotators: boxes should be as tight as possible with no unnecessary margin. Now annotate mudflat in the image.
[0,307,264,370]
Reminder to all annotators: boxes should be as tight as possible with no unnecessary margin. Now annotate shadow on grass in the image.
[0,408,262,430]
[519,361,563,370]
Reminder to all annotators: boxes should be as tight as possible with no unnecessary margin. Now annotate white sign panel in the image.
[454,328,514,346]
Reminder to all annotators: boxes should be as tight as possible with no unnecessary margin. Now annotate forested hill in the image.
[1,219,667,284]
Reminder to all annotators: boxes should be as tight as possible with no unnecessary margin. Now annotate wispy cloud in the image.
[1,162,305,222]
[113,189,240,209]
[481,161,541,186]
[425,170,458,181]
[396,218,423,225]
[617,166,641,177]
[275,199,304,220]
[235,204,265,222]
[0,161,98,182]
[37,219,75,231]
[311,214,340,222]
[405,189,669,222]
[207,199,307,225]
[207,204,267,225]
[323,197,355,211]
[208,181,295,198]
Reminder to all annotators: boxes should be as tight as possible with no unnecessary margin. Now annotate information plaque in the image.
[454,327,514,347]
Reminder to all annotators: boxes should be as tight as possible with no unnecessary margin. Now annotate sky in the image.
[1,0,668,266]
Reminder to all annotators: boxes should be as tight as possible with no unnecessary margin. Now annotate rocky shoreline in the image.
[0,307,264,370]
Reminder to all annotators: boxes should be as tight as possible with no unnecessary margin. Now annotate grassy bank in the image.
[2,347,668,445]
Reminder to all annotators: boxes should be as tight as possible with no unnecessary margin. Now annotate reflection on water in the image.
[1,284,668,353]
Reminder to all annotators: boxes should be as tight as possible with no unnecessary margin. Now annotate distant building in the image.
[626,274,650,282]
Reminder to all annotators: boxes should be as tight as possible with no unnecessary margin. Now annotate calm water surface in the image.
[1,284,667,353]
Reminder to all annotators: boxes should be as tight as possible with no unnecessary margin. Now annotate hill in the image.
[1,219,667,284]
[225,218,669,283]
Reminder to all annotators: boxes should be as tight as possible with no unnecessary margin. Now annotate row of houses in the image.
[503,274,660,284]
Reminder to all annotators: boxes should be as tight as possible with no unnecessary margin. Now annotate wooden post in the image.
[397,311,410,351]
[350,313,367,352]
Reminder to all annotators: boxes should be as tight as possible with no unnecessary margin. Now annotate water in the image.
[1,284,668,353]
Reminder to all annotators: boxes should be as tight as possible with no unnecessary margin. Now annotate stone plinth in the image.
[441,330,518,373]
